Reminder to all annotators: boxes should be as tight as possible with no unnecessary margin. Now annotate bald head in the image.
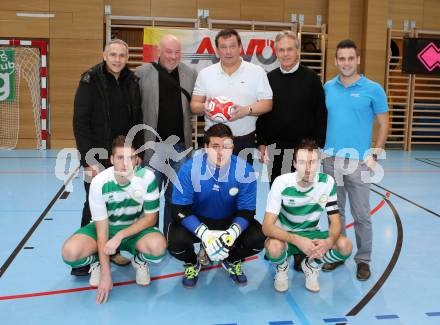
[158,34,181,71]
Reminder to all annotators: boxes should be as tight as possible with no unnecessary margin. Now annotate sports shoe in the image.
[182,262,201,288]
[198,246,210,266]
[222,260,247,285]
[71,265,90,276]
[322,260,345,272]
[110,252,131,266]
[89,261,101,287]
[274,261,289,292]
[301,259,320,292]
[356,262,371,281]
[131,259,151,286]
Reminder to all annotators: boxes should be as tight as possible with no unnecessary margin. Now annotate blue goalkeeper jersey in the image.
[172,152,256,220]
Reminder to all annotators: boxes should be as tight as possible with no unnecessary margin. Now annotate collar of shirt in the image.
[335,74,367,88]
[280,62,300,74]
[217,58,245,76]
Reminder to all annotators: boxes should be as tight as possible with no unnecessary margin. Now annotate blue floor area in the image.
[0,149,439,325]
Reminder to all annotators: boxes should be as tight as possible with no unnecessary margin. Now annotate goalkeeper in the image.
[167,124,265,288]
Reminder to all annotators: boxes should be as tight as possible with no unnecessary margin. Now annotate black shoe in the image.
[322,260,345,272]
[71,265,90,276]
[293,254,305,272]
[356,262,371,281]
[110,252,131,266]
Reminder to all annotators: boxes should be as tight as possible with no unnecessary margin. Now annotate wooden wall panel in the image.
[423,0,440,29]
[49,39,103,147]
[283,0,327,25]
[151,0,197,18]
[0,0,49,11]
[105,0,150,17]
[241,0,284,22]
[349,0,364,51]
[0,11,49,38]
[389,0,424,29]
[49,0,103,40]
[326,0,351,80]
[197,0,241,20]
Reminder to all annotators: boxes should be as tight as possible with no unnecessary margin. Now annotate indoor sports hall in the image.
[1,1,439,325]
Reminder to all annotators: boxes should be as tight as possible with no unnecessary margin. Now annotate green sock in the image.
[63,254,98,268]
[308,249,350,269]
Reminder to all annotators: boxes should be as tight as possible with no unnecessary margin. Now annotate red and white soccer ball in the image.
[206,96,235,123]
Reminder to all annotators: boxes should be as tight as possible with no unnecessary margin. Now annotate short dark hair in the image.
[335,39,358,57]
[203,124,234,145]
[111,135,135,155]
[293,139,319,162]
[215,29,242,48]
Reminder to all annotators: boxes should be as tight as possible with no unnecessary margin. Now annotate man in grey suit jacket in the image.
[135,34,197,234]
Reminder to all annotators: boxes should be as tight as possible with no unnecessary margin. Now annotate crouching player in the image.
[62,136,167,303]
[262,139,352,292]
[167,124,266,288]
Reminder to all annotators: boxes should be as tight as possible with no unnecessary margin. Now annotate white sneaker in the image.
[301,259,320,292]
[89,262,100,287]
[132,259,151,286]
[274,262,289,292]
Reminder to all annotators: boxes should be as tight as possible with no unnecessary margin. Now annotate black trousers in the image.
[81,181,92,227]
[233,132,256,166]
[167,217,266,265]
[268,147,296,186]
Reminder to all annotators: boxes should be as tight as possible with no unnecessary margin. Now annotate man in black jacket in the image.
[256,31,327,185]
[256,31,327,273]
[72,39,143,276]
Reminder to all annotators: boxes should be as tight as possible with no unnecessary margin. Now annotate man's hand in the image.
[293,236,318,258]
[203,98,213,119]
[258,145,268,164]
[230,105,250,121]
[96,273,112,304]
[103,234,122,256]
[312,239,333,259]
[364,154,377,172]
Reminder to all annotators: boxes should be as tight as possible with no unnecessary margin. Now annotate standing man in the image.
[191,29,273,164]
[167,124,266,288]
[136,34,197,234]
[256,31,327,185]
[73,39,143,275]
[322,39,389,280]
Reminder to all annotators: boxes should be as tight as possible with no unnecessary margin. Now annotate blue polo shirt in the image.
[324,75,388,160]
[172,153,256,220]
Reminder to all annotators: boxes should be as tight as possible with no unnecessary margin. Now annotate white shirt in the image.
[280,62,300,74]
[193,59,273,136]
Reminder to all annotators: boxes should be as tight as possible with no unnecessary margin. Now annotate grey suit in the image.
[135,62,197,233]
[135,62,197,158]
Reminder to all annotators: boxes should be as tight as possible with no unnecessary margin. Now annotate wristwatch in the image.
[248,106,253,115]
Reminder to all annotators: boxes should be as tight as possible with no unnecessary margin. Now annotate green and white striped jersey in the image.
[89,166,159,226]
[266,172,339,233]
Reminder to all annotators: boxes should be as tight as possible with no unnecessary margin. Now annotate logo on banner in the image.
[417,42,440,72]
[192,37,277,65]
[0,49,15,101]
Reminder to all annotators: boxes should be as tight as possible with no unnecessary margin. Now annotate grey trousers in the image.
[323,156,372,264]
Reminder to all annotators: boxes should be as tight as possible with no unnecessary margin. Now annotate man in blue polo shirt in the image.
[167,124,265,288]
[322,39,389,280]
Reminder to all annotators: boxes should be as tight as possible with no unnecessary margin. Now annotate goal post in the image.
[0,39,48,149]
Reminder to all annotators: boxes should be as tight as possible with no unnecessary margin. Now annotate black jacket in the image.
[73,62,143,168]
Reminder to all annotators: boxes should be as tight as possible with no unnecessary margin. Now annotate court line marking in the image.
[373,183,440,218]
[345,190,403,317]
[0,165,79,278]
[0,256,258,301]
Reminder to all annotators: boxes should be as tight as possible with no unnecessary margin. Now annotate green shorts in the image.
[75,222,161,256]
[287,230,329,256]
